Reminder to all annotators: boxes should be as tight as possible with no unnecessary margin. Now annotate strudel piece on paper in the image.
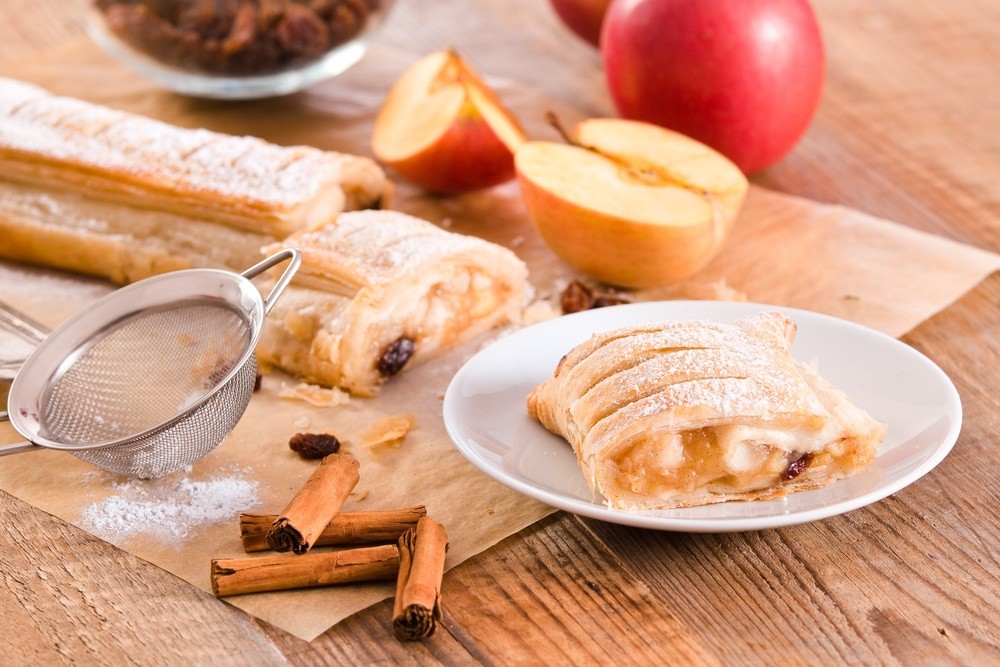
[0,77,390,282]
[259,210,529,396]
[527,311,885,510]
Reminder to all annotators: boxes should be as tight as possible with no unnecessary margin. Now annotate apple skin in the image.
[372,50,527,194]
[601,0,825,174]
[386,107,518,194]
[549,0,612,47]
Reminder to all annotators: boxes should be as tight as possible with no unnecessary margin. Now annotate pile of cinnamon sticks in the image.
[210,452,448,641]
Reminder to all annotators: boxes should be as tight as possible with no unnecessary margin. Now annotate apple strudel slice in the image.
[258,210,529,396]
[527,311,885,509]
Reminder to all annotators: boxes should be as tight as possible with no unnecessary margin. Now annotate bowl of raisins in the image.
[87,0,394,99]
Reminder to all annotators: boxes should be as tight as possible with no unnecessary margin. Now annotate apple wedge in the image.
[515,118,748,288]
[372,50,527,194]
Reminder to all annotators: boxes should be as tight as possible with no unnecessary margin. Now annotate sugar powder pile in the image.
[81,469,261,543]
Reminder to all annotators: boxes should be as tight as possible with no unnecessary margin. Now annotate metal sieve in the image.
[0,249,300,478]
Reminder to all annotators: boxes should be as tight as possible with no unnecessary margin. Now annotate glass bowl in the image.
[86,0,395,99]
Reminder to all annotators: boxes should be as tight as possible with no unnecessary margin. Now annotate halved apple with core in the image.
[372,50,527,194]
[515,118,748,288]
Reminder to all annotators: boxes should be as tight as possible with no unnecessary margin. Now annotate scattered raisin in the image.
[253,372,263,392]
[377,337,415,377]
[560,279,595,313]
[289,432,341,459]
[559,279,633,314]
[782,452,814,480]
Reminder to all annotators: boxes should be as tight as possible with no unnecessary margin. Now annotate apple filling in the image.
[606,424,841,504]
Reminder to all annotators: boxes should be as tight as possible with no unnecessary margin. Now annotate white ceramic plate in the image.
[443,301,962,532]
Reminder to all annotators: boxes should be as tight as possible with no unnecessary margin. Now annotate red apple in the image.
[549,0,612,47]
[372,50,527,193]
[601,0,825,174]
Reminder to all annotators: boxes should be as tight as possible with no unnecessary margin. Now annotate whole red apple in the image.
[601,0,825,174]
[549,0,613,47]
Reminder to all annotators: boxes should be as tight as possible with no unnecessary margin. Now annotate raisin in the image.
[253,372,263,392]
[289,432,341,459]
[276,5,331,59]
[378,337,416,377]
[560,280,632,314]
[560,280,595,314]
[782,452,814,480]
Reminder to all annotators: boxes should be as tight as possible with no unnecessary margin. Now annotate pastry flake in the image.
[527,311,885,510]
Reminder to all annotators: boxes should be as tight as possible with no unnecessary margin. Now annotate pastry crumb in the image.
[520,299,560,325]
[361,414,416,447]
[278,382,351,407]
[354,489,370,502]
[294,416,311,429]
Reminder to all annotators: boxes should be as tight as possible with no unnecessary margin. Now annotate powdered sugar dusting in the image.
[80,468,261,543]
[557,313,834,458]
[286,209,524,287]
[0,76,347,210]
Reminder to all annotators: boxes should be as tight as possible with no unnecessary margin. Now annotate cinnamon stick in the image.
[392,516,449,641]
[211,544,399,597]
[240,506,427,552]
[266,453,360,554]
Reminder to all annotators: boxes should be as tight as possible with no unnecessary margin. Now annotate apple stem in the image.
[547,111,713,199]
[546,111,577,146]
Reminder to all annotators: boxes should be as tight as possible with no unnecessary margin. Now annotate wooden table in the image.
[2,0,999,663]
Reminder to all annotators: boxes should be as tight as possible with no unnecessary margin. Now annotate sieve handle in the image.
[0,439,39,456]
[0,300,48,345]
[0,301,49,380]
[0,408,38,455]
[241,248,302,315]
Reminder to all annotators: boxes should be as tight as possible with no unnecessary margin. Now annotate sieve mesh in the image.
[73,358,257,478]
[39,301,256,478]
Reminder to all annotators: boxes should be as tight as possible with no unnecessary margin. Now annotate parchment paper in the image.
[0,40,998,641]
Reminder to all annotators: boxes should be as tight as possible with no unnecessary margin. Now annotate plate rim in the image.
[443,300,963,532]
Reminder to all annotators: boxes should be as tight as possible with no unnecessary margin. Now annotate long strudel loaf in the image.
[259,210,529,395]
[527,312,885,509]
[0,77,390,282]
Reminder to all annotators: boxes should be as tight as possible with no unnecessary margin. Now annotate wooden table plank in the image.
[1,0,999,663]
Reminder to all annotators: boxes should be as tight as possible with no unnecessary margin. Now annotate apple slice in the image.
[515,118,748,288]
[372,50,527,194]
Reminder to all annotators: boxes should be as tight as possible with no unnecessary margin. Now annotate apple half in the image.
[515,118,749,288]
[372,50,527,194]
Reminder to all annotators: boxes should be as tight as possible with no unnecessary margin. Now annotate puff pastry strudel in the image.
[0,77,390,282]
[527,312,885,509]
[259,210,529,395]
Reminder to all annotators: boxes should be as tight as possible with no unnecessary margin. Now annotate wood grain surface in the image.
[2,0,999,664]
